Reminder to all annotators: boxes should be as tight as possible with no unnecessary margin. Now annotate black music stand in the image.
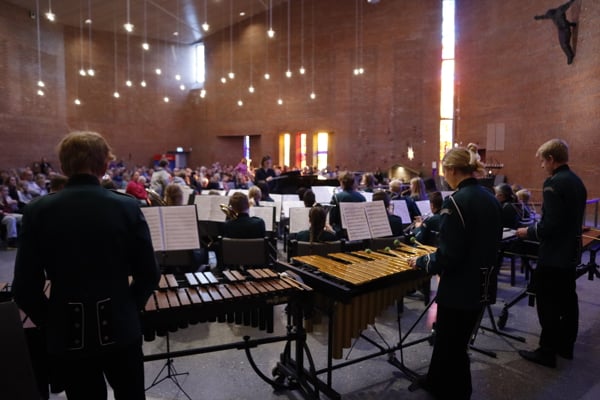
[576,242,600,281]
[469,266,526,358]
[145,332,191,400]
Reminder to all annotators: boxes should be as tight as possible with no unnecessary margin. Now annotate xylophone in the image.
[275,242,435,399]
[142,268,312,341]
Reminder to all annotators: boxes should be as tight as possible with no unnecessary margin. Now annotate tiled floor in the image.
[2,246,600,400]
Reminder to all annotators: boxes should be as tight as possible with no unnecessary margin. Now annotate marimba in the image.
[142,268,311,341]
[276,242,434,399]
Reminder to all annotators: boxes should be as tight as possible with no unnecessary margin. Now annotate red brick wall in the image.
[456,0,599,198]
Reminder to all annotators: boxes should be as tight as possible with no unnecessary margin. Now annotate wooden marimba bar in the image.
[286,243,434,359]
[142,268,311,341]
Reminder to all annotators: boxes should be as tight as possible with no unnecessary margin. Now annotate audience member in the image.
[150,159,171,197]
[125,171,148,202]
[49,174,68,193]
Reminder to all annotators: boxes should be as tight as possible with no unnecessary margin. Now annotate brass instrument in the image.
[220,203,238,220]
[146,188,166,206]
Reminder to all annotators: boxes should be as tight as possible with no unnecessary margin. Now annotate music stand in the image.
[145,332,191,400]
[576,231,600,280]
[469,266,526,358]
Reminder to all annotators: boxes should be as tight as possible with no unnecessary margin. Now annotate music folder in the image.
[141,205,200,251]
[339,201,393,241]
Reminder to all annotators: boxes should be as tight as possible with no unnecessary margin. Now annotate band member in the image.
[517,138,586,367]
[409,147,502,399]
[223,192,266,239]
[12,131,160,400]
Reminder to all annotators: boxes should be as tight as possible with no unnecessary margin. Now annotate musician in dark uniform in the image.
[254,155,277,193]
[223,192,266,239]
[517,139,587,368]
[329,172,366,236]
[409,147,502,399]
[412,191,443,246]
[12,131,160,400]
[295,205,337,242]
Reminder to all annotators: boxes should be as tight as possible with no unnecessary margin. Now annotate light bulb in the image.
[37,89,45,96]
[228,72,235,79]
[163,96,170,103]
[113,91,120,98]
[200,89,206,98]
[142,42,150,50]
[175,74,181,81]
[202,22,210,32]
[155,68,162,75]
[285,70,292,78]
[299,66,306,75]
[237,100,243,107]
[248,85,255,93]
[359,67,364,74]
[264,73,270,80]
[79,68,87,76]
[179,84,186,91]
[85,19,92,24]
[124,23,134,32]
[37,80,45,87]
[140,80,147,87]
[277,98,283,105]
[310,92,316,99]
[221,77,227,84]
[126,80,132,87]
[353,68,359,75]
[45,12,55,22]
[267,29,275,38]
[87,68,95,76]
[74,98,81,105]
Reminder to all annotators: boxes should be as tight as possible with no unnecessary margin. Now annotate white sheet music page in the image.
[416,200,432,217]
[312,186,336,205]
[390,199,411,225]
[282,200,305,218]
[289,207,311,233]
[250,206,275,232]
[365,201,393,238]
[161,206,200,250]
[141,207,165,251]
[340,202,371,241]
[194,195,228,222]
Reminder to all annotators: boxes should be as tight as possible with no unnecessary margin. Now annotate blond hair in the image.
[442,147,485,175]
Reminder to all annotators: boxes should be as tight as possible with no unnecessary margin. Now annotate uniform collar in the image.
[66,174,101,187]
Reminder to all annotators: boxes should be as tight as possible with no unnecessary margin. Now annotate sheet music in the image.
[360,191,374,202]
[270,193,282,204]
[142,206,200,251]
[288,207,311,233]
[162,206,201,250]
[339,202,372,241]
[365,201,393,238]
[141,207,164,251]
[200,190,226,196]
[228,188,249,197]
[261,201,281,222]
[416,200,432,217]
[282,194,300,203]
[194,195,228,222]
[312,186,336,205]
[390,199,411,225]
[282,200,306,218]
[250,206,275,232]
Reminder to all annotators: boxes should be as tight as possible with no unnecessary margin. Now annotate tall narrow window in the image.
[295,132,307,169]
[279,133,291,168]
[439,1,455,167]
[195,42,205,86]
[243,135,250,160]
[314,132,329,171]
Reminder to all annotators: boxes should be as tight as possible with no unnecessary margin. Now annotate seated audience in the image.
[223,192,266,239]
[125,171,148,202]
[296,205,337,242]
[49,174,68,193]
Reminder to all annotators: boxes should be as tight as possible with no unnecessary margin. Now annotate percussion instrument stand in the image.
[576,244,600,281]
[145,332,191,400]
[497,260,536,330]
[469,303,526,358]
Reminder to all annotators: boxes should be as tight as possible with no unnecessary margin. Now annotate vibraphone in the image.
[276,242,435,399]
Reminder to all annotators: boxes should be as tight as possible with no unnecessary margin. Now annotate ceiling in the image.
[5,0,287,44]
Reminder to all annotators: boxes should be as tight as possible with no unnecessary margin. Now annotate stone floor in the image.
[1,246,600,400]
